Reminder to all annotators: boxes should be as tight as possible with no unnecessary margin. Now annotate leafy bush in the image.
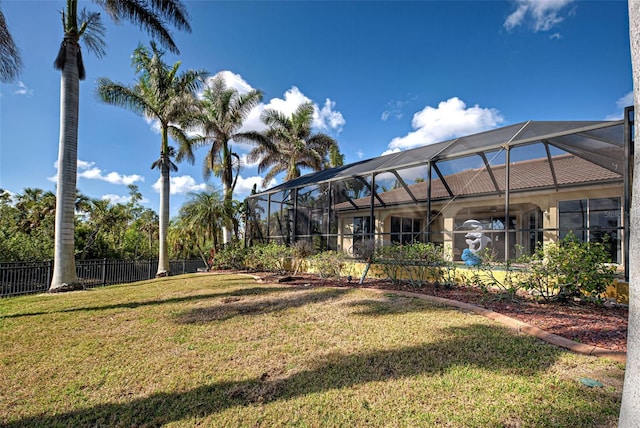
[374,242,448,287]
[352,239,376,262]
[374,243,405,285]
[246,242,292,273]
[291,240,315,275]
[212,241,249,270]
[521,234,617,303]
[310,250,346,278]
[464,247,524,301]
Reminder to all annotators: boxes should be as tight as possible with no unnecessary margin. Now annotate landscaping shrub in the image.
[521,234,617,303]
[211,241,249,270]
[375,242,449,287]
[291,240,315,275]
[464,247,524,301]
[309,250,346,278]
[375,243,405,285]
[245,242,292,273]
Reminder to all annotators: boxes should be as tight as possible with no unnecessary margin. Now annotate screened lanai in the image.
[245,107,634,279]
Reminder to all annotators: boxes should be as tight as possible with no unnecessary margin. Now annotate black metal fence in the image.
[0,259,206,298]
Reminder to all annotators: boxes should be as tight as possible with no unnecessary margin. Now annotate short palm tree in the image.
[182,75,272,244]
[50,0,191,290]
[248,101,341,184]
[0,3,22,82]
[97,41,207,276]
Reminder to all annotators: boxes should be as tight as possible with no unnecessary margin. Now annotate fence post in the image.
[47,260,53,288]
[148,259,152,279]
[101,259,107,286]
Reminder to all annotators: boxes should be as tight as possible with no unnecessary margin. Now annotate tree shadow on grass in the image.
[5,322,620,427]
[346,294,443,316]
[174,287,352,323]
[1,282,308,319]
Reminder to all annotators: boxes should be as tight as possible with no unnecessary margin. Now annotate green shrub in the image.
[246,242,292,273]
[310,250,346,278]
[374,242,449,287]
[375,243,405,285]
[521,234,616,303]
[212,241,249,270]
[291,240,315,275]
[465,247,524,301]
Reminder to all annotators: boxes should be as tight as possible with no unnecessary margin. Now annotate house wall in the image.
[336,182,623,263]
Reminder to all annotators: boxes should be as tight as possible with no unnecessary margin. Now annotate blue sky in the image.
[0,0,632,217]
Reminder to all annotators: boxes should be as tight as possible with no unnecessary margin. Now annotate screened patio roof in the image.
[260,119,625,194]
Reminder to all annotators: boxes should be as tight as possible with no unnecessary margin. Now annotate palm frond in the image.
[0,8,23,82]
[78,8,106,58]
[97,0,186,54]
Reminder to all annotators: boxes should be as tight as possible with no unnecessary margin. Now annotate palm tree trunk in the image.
[156,157,171,276]
[221,144,233,245]
[619,2,640,425]
[50,36,80,290]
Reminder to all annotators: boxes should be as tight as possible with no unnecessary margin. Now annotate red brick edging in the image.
[365,288,627,364]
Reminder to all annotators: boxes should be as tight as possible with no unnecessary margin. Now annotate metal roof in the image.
[258,119,625,194]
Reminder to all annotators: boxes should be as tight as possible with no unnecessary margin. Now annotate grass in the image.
[0,273,624,427]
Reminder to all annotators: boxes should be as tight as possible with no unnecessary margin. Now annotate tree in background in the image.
[0,2,22,82]
[182,74,271,244]
[169,189,225,266]
[50,0,192,291]
[248,101,341,184]
[97,41,207,277]
[619,1,640,425]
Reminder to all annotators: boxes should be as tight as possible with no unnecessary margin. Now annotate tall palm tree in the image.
[96,41,207,277]
[620,2,640,425]
[183,75,271,244]
[0,2,22,82]
[247,101,341,184]
[50,0,191,290]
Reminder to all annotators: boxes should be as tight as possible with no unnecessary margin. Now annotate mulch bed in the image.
[219,270,629,354]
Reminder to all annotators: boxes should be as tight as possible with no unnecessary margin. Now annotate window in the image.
[558,198,621,262]
[390,216,423,244]
[353,216,373,240]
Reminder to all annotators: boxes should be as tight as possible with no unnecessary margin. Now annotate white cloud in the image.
[153,175,209,195]
[234,175,278,196]
[381,100,406,121]
[356,150,365,159]
[616,91,634,110]
[49,159,144,185]
[504,0,574,33]
[314,98,345,132]
[210,70,254,95]
[100,193,150,205]
[380,147,401,157]
[100,194,131,204]
[605,91,634,120]
[239,153,261,169]
[549,32,562,40]
[387,97,504,152]
[14,81,33,96]
[77,160,144,185]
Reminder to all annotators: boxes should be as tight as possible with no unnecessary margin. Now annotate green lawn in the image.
[0,273,624,427]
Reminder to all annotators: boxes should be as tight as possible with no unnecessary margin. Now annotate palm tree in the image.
[179,189,225,249]
[248,101,341,184]
[183,75,271,244]
[0,3,22,82]
[620,2,640,425]
[96,41,207,277]
[50,0,191,290]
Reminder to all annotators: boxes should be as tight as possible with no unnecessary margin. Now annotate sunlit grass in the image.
[0,273,624,427]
